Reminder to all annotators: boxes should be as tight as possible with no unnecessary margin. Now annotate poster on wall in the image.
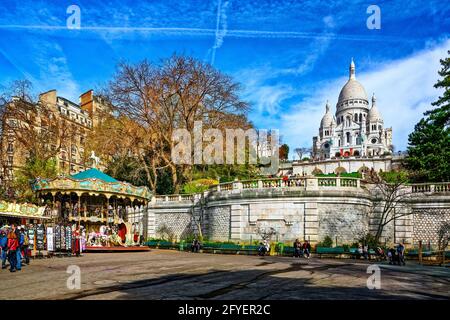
[66,226,72,251]
[46,227,54,252]
[54,225,61,250]
[27,227,35,249]
[61,225,66,250]
[36,224,45,251]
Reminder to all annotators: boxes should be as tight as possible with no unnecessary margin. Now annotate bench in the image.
[240,245,260,255]
[279,246,295,256]
[145,240,178,250]
[348,248,380,260]
[205,244,243,254]
[316,246,345,258]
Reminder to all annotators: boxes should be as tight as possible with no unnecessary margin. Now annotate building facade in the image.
[293,60,397,176]
[0,89,110,181]
[313,59,393,160]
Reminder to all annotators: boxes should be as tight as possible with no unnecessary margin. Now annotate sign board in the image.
[55,225,61,250]
[46,227,54,251]
[61,226,66,250]
[36,224,45,251]
[66,226,72,251]
[27,228,35,248]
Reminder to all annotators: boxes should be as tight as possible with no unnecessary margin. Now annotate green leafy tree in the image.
[406,50,450,182]
[13,156,58,203]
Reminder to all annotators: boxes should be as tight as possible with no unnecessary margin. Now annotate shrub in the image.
[182,178,219,194]
[358,233,379,248]
[317,235,333,247]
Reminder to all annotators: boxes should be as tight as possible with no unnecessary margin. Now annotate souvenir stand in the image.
[32,168,151,253]
[0,200,52,258]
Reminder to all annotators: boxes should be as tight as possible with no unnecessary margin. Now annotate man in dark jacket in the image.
[0,228,8,269]
[302,240,311,258]
[16,226,24,270]
[293,239,302,258]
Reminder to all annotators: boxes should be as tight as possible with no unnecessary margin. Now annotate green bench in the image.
[316,246,345,258]
[145,240,177,250]
[202,243,257,255]
[406,250,440,257]
[276,245,299,256]
[240,245,260,255]
[348,248,378,260]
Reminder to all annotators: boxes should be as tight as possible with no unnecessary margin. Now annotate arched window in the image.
[346,132,350,143]
[354,114,358,122]
[359,113,362,122]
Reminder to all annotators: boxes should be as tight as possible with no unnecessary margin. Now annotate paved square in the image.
[0,250,448,300]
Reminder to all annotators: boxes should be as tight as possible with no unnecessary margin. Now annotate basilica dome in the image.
[320,101,333,128]
[336,59,368,112]
[368,94,383,122]
[337,79,368,104]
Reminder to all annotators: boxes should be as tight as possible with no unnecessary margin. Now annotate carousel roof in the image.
[71,168,118,183]
[32,169,151,201]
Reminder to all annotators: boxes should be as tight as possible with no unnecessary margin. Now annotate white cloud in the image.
[31,41,79,101]
[281,39,450,153]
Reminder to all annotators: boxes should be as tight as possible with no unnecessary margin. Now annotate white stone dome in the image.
[336,59,368,111]
[320,101,333,128]
[368,94,383,122]
[338,79,368,104]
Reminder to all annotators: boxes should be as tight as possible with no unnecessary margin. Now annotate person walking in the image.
[264,239,270,255]
[363,244,369,260]
[191,238,200,253]
[1,228,8,269]
[22,228,30,265]
[16,226,25,270]
[7,224,19,272]
[293,239,302,258]
[397,243,406,266]
[302,240,311,258]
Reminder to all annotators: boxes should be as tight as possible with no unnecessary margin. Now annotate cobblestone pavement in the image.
[0,250,448,300]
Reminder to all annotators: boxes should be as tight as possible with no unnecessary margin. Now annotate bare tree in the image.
[0,80,75,176]
[437,222,450,251]
[104,55,249,193]
[255,225,277,241]
[368,172,415,244]
[294,147,311,160]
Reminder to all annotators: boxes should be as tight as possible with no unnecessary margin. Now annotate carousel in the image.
[32,168,151,252]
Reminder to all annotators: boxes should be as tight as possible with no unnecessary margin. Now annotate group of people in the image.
[191,238,201,252]
[258,239,270,256]
[0,224,31,272]
[387,243,406,266]
[293,239,311,258]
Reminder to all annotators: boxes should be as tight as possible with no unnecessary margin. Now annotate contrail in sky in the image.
[211,0,229,65]
[0,24,420,43]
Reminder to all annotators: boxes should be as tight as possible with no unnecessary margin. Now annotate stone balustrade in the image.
[151,176,364,203]
[151,178,450,204]
[410,182,450,193]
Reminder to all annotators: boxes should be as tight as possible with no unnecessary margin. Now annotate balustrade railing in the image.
[152,178,449,203]
[317,177,337,187]
[411,182,450,193]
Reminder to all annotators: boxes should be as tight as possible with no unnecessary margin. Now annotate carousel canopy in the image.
[0,200,50,219]
[32,168,151,202]
[71,168,118,183]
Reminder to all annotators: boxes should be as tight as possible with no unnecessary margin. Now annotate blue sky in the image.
[0,0,449,157]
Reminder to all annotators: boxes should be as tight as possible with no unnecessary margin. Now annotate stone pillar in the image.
[394,207,413,245]
[230,205,243,241]
[147,208,156,239]
[303,202,319,243]
[305,176,318,191]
